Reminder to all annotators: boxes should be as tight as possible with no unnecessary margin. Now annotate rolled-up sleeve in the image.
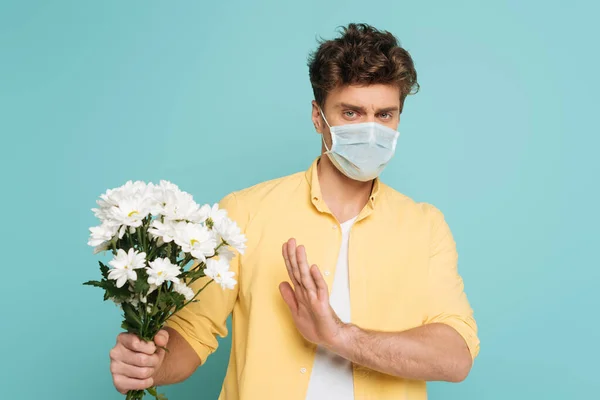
[164,192,245,364]
[422,204,480,360]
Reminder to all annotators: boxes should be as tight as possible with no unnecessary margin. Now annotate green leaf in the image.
[156,291,171,309]
[121,320,134,333]
[170,291,185,305]
[82,280,104,287]
[122,302,143,330]
[99,261,109,278]
[146,385,169,399]
[185,268,206,281]
[134,274,150,294]
[100,278,132,302]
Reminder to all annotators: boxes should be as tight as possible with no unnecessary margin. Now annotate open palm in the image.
[279,239,345,348]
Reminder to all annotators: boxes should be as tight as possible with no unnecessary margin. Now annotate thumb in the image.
[154,329,169,348]
[279,282,298,315]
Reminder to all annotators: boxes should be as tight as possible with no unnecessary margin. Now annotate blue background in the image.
[1,0,598,399]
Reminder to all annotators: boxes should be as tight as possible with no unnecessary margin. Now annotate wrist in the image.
[326,322,358,359]
[152,362,167,387]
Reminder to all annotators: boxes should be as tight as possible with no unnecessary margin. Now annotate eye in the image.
[379,112,393,120]
[343,111,358,119]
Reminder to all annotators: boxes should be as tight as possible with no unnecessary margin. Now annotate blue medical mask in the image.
[319,108,400,182]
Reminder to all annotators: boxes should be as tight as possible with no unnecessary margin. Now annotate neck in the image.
[317,155,373,223]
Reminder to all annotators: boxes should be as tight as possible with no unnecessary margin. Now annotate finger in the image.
[155,347,166,365]
[310,264,329,301]
[282,241,301,289]
[153,329,169,348]
[279,282,299,315]
[110,360,155,380]
[286,239,303,290]
[113,345,161,368]
[113,374,154,393]
[118,333,156,355]
[297,245,317,296]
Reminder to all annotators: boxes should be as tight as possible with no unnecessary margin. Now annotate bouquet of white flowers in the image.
[84,180,245,400]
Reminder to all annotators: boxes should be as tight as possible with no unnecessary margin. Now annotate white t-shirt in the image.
[305,216,357,400]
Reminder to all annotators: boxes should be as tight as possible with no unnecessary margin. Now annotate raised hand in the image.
[279,238,346,349]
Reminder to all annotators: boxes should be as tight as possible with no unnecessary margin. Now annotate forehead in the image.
[326,84,400,109]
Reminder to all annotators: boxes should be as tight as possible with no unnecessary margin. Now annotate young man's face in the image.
[312,84,402,151]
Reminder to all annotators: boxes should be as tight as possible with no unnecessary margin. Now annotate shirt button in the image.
[300,367,307,374]
[324,270,330,276]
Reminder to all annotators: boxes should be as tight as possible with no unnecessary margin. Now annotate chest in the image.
[238,208,430,331]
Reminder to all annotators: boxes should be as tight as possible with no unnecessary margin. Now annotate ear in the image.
[311,100,324,134]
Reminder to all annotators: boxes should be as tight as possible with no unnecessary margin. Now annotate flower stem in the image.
[178,254,193,268]
[126,230,134,250]
[148,284,162,333]
[215,240,225,253]
[126,389,144,400]
[143,219,149,252]
[137,227,144,253]
[182,279,214,309]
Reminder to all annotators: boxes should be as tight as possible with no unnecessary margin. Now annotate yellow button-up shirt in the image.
[165,157,480,400]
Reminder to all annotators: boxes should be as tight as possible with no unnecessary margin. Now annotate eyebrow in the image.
[337,102,400,114]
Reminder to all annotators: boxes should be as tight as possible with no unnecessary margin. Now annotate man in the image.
[109,23,479,399]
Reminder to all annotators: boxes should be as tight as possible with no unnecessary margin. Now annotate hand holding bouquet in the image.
[84,180,246,400]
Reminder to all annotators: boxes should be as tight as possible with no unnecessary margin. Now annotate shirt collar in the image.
[304,156,381,214]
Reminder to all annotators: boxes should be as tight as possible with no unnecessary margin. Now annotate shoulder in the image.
[380,183,455,253]
[379,182,448,226]
[224,170,304,204]
[218,170,305,220]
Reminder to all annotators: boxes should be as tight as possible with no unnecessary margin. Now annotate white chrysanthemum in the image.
[146,258,181,286]
[109,296,124,306]
[148,219,182,243]
[216,245,236,262]
[135,284,158,306]
[147,284,158,296]
[157,187,205,223]
[126,296,140,308]
[107,194,154,228]
[151,180,181,216]
[93,180,154,221]
[199,203,228,227]
[107,248,147,288]
[90,181,159,251]
[174,222,217,262]
[205,258,237,290]
[152,180,181,203]
[173,282,195,301]
[92,241,111,255]
[215,218,247,254]
[88,222,118,251]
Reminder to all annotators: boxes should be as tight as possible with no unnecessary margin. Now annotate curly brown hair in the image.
[308,23,419,112]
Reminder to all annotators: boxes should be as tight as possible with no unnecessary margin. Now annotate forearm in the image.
[153,328,202,386]
[330,322,472,382]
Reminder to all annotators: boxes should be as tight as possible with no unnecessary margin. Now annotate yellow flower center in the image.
[158,271,163,276]
[128,210,139,217]
[190,239,199,246]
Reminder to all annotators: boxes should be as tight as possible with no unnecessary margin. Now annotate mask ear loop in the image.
[319,107,333,153]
